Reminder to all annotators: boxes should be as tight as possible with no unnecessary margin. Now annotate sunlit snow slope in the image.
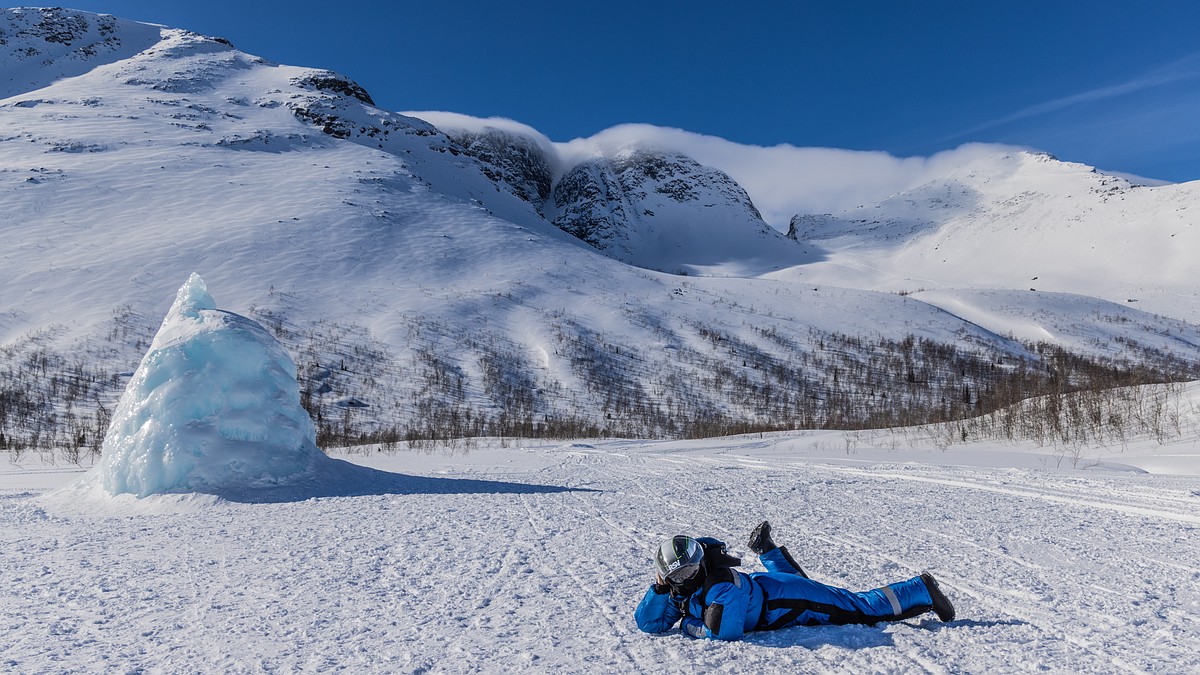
[778,151,1200,322]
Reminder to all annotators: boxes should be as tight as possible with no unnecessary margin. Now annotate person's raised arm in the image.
[634,573,684,633]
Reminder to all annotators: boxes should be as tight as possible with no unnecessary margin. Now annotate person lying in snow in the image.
[635,521,955,641]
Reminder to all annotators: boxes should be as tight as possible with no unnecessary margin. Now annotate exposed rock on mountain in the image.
[786,214,832,241]
[0,7,163,98]
[550,158,628,252]
[285,71,441,145]
[551,149,803,274]
[412,112,805,275]
[442,127,555,207]
[294,73,375,106]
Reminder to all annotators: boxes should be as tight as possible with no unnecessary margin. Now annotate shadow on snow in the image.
[745,618,1027,649]
[205,456,595,504]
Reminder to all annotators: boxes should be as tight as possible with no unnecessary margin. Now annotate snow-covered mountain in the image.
[2,8,1199,450]
[548,149,808,276]
[777,150,1200,321]
[0,7,162,99]
[417,114,810,276]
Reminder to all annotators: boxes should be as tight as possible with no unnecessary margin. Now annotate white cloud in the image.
[401,110,563,173]
[555,124,1031,224]
[405,113,1047,226]
[403,110,549,141]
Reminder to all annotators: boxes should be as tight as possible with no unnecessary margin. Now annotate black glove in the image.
[670,590,690,613]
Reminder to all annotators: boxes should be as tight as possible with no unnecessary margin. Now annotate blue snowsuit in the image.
[635,546,936,641]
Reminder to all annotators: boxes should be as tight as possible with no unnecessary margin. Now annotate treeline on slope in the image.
[919,378,1196,461]
[284,307,1199,452]
[0,339,113,464]
[0,307,149,464]
[323,327,1194,448]
[3,302,1199,464]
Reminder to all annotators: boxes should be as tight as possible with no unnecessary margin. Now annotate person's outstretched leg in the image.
[759,546,810,579]
[754,574,951,630]
[776,547,808,579]
[750,521,809,579]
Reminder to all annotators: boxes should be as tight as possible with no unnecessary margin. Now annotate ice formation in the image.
[92,274,329,497]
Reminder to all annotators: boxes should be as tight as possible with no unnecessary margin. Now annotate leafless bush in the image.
[5,296,1199,460]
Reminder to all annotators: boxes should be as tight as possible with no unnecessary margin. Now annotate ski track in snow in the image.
[2,441,1198,674]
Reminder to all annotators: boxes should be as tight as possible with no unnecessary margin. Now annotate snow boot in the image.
[921,572,956,622]
[747,520,776,554]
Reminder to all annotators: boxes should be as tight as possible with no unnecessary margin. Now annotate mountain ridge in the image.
[775,149,1200,321]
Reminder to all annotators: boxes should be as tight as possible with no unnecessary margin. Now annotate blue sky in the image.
[62,1,1200,181]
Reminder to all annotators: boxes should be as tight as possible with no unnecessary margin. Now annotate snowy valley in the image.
[2,7,1200,674]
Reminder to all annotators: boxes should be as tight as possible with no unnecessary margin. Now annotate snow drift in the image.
[84,274,330,498]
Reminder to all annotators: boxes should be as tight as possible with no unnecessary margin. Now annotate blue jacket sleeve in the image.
[635,584,683,634]
[698,576,750,641]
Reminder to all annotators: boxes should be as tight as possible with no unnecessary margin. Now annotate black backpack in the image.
[696,538,745,632]
[697,537,741,571]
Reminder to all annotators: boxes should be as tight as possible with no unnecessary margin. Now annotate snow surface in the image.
[5,432,1200,673]
[910,288,1200,360]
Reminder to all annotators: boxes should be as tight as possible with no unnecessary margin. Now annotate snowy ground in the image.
[3,433,1199,674]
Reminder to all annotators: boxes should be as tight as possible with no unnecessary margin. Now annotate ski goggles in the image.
[665,562,701,585]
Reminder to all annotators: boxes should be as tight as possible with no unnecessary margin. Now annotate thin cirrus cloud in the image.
[937,51,1200,146]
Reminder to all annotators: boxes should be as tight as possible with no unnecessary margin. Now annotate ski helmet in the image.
[655,535,704,585]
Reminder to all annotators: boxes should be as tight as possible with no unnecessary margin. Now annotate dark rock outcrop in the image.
[550,150,777,266]
[294,73,375,106]
[443,128,555,207]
